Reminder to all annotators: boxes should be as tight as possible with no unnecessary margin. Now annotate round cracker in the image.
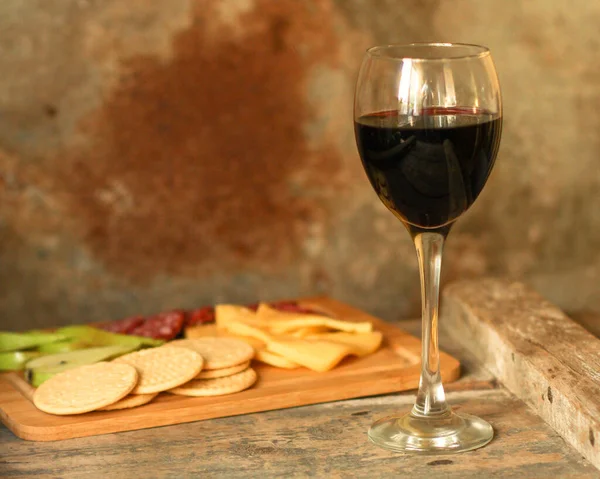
[33,362,138,415]
[168,367,257,397]
[113,347,203,394]
[99,393,158,411]
[165,337,254,370]
[195,361,249,379]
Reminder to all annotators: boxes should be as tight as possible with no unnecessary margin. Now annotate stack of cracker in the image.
[32,338,258,416]
[165,338,256,397]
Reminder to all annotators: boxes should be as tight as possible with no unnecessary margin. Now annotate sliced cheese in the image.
[185,323,265,350]
[219,320,272,346]
[266,338,356,372]
[305,331,383,356]
[268,317,373,335]
[194,302,380,373]
[215,304,263,328]
[289,326,331,338]
[256,303,296,320]
[254,349,300,369]
[257,302,372,334]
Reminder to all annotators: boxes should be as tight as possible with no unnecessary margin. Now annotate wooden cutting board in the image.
[0,296,460,442]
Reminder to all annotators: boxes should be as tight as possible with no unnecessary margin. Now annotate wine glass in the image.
[354,43,502,454]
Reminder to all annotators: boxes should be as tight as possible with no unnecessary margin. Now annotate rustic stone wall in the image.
[1,0,599,330]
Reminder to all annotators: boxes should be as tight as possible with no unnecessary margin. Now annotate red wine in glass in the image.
[355,107,502,231]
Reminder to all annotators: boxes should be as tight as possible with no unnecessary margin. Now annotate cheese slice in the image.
[256,303,296,319]
[305,331,383,356]
[219,320,272,345]
[219,316,365,372]
[266,338,357,372]
[215,304,264,328]
[185,323,265,350]
[288,326,331,338]
[254,349,300,369]
[257,303,372,334]
[268,317,373,335]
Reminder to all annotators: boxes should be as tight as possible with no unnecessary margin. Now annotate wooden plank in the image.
[1,388,596,478]
[570,311,600,338]
[0,297,460,442]
[441,278,600,470]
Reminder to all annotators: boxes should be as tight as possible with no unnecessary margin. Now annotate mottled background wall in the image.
[1,0,600,330]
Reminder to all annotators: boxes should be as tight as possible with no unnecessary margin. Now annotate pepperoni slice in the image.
[129,311,185,340]
[97,316,145,334]
[185,307,215,327]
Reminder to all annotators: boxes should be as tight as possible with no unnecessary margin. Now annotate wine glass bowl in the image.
[354,43,502,454]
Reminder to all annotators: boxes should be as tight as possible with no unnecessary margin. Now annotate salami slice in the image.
[185,307,215,327]
[129,311,185,340]
[97,316,145,334]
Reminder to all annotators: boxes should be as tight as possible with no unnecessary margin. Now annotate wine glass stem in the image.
[412,231,450,418]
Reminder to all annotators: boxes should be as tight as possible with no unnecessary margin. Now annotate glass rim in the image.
[366,42,491,62]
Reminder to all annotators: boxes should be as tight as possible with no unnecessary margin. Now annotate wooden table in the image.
[1,318,598,478]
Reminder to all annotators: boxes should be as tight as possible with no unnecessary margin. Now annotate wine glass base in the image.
[368,410,493,455]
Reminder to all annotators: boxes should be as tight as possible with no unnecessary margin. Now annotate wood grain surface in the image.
[1,312,597,478]
[1,378,596,478]
[0,297,460,442]
[441,278,600,471]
